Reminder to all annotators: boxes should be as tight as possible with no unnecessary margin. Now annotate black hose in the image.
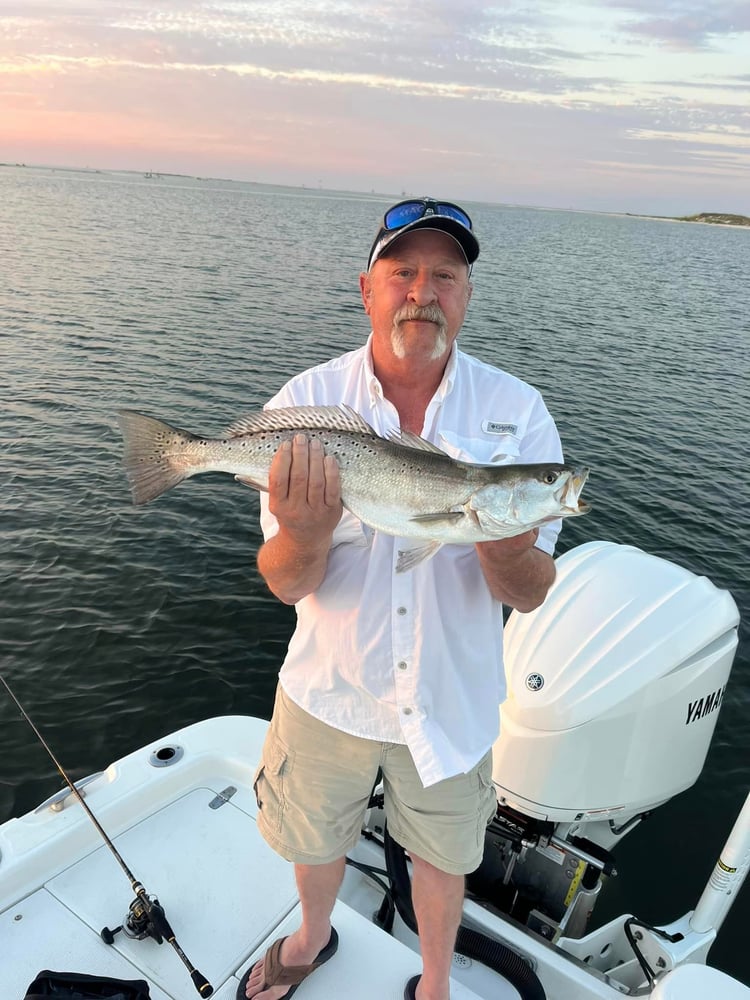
[456,925,546,1000]
[384,825,547,1000]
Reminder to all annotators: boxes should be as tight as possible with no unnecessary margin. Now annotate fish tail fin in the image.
[117,410,198,505]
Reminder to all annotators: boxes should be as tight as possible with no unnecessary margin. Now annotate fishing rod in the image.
[1,674,213,998]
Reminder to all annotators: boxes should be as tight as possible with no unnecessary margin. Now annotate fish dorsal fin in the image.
[386,429,448,455]
[222,405,378,439]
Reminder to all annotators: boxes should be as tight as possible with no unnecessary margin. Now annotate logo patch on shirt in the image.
[483,421,518,436]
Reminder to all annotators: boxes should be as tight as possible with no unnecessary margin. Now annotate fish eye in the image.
[542,470,560,485]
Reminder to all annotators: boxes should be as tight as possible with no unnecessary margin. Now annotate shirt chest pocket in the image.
[437,430,521,466]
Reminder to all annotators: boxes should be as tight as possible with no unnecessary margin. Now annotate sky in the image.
[1,0,749,214]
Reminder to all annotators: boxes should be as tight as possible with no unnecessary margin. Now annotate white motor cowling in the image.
[651,964,750,999]
[493,541,739,825]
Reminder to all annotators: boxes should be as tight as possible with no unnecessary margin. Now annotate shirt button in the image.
[397,661,407,670]
[397,606,407,616]
[403,707,413,715]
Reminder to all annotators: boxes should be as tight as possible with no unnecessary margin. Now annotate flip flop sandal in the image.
[404,975,421,999]
[236,927,339,1000]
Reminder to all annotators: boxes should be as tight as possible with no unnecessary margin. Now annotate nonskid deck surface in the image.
[4,716,653,1000]
[4,782,494,1000]
[7,716,656,999]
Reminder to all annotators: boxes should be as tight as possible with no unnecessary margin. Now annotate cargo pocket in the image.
[253,737,295,836]
[476,753,497,847]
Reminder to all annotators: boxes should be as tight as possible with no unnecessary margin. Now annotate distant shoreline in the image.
[1,162,748,226]
[625,211,750,229]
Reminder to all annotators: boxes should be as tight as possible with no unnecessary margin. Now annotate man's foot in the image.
[237,927,338,1000]
[404,974,451,1000]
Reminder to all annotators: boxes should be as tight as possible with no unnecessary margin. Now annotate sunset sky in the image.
[2,1,749,214]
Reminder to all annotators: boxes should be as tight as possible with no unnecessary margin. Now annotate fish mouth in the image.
[560,467,590,513]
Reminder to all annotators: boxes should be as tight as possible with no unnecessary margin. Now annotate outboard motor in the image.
[468,541,740,941]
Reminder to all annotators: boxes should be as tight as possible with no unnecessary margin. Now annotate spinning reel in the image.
[101,892,168,944]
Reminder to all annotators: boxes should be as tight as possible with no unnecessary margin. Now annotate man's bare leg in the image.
[410,853,465,1000]
[244,857,345,1000]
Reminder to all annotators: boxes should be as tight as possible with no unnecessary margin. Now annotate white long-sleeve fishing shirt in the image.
[260,335,563,786]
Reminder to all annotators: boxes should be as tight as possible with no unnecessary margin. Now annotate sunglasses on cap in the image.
[367,197,477,270]
[382,198,473,232]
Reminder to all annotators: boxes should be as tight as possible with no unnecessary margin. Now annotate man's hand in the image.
[257,435,342,604]
[268,434,342,540]
[475,529,556,612]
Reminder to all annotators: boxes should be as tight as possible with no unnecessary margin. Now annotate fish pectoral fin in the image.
[396,541,443,573]
[409,511,464,524]
[234,475,268,492]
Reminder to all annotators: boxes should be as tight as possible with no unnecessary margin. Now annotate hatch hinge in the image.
[209,785,237,809]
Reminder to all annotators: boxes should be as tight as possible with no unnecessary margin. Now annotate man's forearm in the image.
[475,533,556,612]
[257,527,334,605]
[257,435,342,605]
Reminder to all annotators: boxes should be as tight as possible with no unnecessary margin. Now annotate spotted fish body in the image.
[117,405,590,570]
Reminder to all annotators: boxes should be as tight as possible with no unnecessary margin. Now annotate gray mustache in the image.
[395,304,447,327]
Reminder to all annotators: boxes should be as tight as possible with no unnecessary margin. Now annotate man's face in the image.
[360,229,472,365]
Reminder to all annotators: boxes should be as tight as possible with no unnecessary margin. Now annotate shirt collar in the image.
[437,343,458,399]
[363,333,382,402]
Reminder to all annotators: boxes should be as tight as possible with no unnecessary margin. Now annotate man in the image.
[239,198,562,1000]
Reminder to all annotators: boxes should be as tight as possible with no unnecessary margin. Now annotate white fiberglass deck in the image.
[9,714,726,1000]
[3,720,495,999]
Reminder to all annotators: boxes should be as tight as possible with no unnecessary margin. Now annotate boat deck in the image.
[7,715,688,999]
[3,719,501,999]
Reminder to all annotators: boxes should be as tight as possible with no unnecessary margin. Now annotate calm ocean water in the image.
[2,166,749,980]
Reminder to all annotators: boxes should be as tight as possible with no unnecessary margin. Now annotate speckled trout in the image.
[117,405,590,571]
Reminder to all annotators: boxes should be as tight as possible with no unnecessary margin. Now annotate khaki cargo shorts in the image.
[253,685,497,876]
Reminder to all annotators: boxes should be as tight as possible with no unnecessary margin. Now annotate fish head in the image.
[470,463,590,535]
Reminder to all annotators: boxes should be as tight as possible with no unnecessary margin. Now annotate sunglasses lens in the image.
[383,201,428,230]
[383,200,472,233]
[436,204,472,229]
